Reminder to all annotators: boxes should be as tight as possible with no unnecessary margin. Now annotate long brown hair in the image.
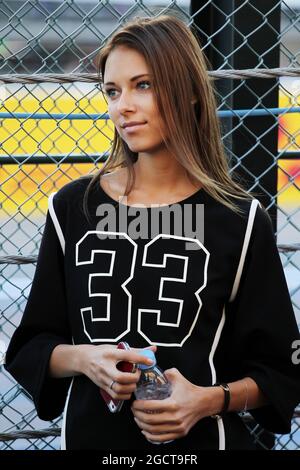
[83,14,252,220]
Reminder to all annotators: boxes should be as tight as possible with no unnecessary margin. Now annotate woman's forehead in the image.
[105,46,148,71]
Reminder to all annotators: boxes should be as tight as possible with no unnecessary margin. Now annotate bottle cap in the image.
[137,349,156,370]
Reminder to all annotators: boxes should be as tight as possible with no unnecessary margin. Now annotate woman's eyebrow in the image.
[104,73,151,86]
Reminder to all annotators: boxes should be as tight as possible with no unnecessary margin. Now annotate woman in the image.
[5,15,300,450]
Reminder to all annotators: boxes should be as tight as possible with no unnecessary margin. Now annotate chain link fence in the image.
[0,0,299,450]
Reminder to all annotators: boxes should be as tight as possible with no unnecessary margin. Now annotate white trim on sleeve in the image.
[229,199,261,302]
[48,192,66,255]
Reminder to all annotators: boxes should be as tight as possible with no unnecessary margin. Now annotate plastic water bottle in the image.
[134,349,173,444]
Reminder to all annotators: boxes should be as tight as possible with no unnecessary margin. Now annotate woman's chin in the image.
[126,142,165,154]
[126,143,151,153]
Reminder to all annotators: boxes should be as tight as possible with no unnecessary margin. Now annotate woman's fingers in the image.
[134,416,178,434]
[103,367,140,397]
[141,430,176,444]
[106,379,139,400]
[98,344,158,398]
[109,381,138,395]
[113,368,141,384]
[142,345,157,352]
[115,349,155,368]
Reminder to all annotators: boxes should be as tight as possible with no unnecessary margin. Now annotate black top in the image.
[5,175,300,450]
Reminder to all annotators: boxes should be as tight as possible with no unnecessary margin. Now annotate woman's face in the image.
[103,45,166,153]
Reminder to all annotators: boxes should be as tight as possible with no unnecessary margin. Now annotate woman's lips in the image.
[123,123,147,133]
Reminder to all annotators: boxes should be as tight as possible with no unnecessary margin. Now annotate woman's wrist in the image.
[206,386,225,417]
[49,344,82,378]
[196,385,224,418]
[49,343,97,378]
[201,378,267,418]
[72,344,87,375]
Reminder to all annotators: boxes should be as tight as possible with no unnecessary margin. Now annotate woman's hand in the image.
[77,343,157,400]
[131,368,213,443]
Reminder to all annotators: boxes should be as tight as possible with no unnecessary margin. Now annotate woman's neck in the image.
[134,151,196,194]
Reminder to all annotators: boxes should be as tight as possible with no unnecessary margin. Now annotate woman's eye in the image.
[105,89,116,98]
[104,81,151,98]
[137,80,151,89]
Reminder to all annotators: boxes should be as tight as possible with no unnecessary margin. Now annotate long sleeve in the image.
[217,205,300,434]
[4,194,72,421]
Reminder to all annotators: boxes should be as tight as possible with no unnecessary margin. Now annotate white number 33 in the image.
[76,232,209,347]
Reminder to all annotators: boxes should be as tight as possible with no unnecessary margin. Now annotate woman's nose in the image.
[117,90,136,113]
